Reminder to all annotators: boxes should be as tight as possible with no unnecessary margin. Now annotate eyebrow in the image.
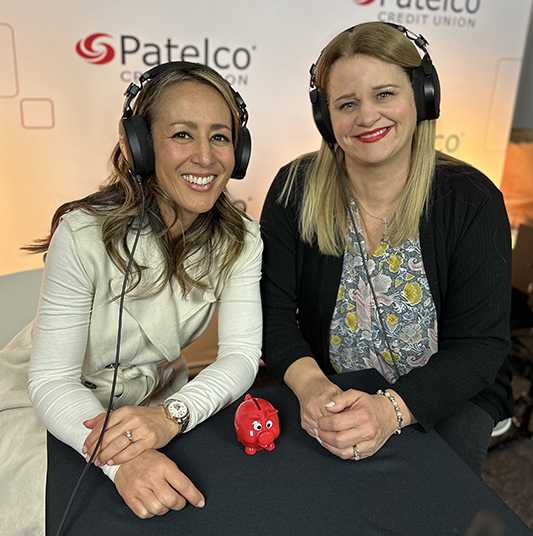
[333,84,401,103]
[171,120,231,131]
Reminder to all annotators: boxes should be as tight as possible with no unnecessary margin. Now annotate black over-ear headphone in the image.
[118,61,251,180]
[309,22,441,145]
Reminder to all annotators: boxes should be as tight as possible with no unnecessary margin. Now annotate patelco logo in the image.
[353,0,481,27]
[74,32,255,85]
[76,33,115,65]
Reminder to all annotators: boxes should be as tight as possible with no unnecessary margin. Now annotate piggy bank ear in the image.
[267,409,279,417]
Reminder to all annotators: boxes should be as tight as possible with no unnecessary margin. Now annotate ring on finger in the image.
[353,444,360,461]
[125,429,134,442]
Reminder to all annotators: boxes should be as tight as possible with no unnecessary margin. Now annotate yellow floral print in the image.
[404,282,422,305]
[329,217,438,383]
[387,254,402,273]
[381,349,400,364]
[346,312,357,332]
[395,273,415,288]
[373,242,388,257]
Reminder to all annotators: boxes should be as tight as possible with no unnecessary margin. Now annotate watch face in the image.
[168,400,188,419]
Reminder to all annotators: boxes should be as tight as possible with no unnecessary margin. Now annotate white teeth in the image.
[182,174,215,185]
[359,127,388,139]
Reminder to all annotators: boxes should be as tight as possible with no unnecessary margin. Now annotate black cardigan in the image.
[260,160,514,431]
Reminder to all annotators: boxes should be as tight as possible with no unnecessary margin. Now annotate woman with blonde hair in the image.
[0,61,262,531]
[260,22,512,475]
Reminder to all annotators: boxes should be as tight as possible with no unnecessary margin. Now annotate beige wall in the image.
[2,2,532,278]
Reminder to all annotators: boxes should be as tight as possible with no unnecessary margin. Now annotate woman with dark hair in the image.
[260,21,513,475]
[0,62,262,524]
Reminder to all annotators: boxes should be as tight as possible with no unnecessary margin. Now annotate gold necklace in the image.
[356,199,389,225]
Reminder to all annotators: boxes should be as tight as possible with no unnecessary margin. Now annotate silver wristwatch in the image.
[161,399,190,435]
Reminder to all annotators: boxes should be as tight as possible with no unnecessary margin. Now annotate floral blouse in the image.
[329,203,438,384]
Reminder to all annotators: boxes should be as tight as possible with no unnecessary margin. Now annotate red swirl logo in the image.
[353,0,377,4]
[76,33,115,64]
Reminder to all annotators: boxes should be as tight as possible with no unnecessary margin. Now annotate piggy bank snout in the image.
[258,430,275,446]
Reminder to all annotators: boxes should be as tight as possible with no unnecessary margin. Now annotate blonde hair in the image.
[26,63,249,297]
[286,22,437,255]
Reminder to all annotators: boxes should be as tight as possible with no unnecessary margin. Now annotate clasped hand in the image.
[301,384,400,460]
[83,405,179,467]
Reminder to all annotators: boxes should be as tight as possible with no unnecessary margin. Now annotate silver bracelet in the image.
[377,389,403,435]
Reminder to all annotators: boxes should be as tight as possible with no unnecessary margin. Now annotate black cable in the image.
[55,175,146,536]
[328,142,401,379]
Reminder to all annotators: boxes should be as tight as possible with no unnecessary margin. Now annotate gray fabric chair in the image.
[0,268,43,349]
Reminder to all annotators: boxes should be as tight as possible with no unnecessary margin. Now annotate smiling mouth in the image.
[182,174,216,186]
[355,126,392,143]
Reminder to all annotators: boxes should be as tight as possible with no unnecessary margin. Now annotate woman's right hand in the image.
[283,357,343,438]
[114,449,205,518]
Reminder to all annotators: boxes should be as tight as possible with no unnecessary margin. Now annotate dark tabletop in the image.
[46,370,531,535]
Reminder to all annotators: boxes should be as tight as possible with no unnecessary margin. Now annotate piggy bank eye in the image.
[253,421,262,431]
[266,420,273,429]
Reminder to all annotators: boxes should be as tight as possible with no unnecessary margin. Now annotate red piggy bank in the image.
[234,394,280,455]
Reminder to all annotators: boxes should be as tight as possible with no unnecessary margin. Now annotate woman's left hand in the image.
[315,389,410,460]
[82,406,179,467]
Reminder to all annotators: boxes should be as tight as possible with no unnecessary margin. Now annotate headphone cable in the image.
[328,143,401,380]
[55,175,146,536]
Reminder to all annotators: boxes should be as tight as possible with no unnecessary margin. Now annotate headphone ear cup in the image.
[119,115,154,177]
[411,55,441,122]
[424,60,441,121]
[310,87,336,144]
[232,126,251,180]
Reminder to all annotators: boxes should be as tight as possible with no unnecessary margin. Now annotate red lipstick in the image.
[355,126,392,143]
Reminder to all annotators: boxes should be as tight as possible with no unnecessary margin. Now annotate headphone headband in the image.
[309,22,441,144]
[119,61,251,180]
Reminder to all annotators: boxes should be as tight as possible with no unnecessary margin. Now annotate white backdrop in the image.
[1,0,532,275]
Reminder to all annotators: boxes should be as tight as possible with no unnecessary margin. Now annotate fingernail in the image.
[85,454,90,463]
[196,500,205,508]
[325,401,335,407]
[94,459,101,467]
[107,459,114,466]
[82,445,88,454]
[313,429,323,445]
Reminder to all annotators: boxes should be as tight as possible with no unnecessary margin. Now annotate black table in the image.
[47,370,532,535]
